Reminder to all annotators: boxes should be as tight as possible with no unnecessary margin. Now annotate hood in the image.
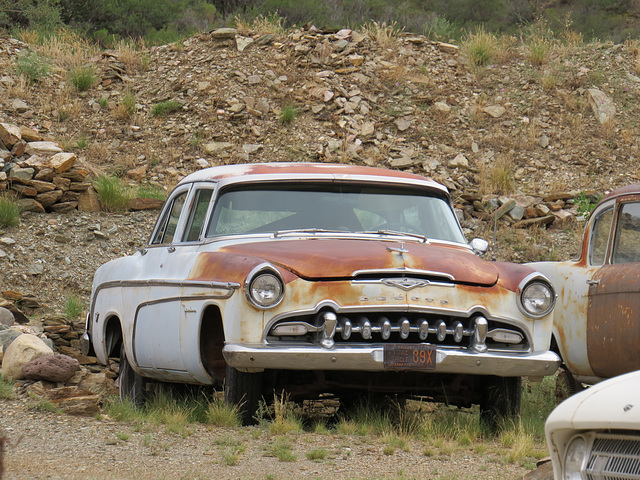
[213,238,499,286]
[546,370,640,431]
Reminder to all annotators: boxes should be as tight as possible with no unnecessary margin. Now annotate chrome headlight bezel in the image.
[245,264,285,309]
[517,274,556,318]
[562,434,589,480]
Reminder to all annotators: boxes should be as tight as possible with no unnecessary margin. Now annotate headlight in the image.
[246,267,284,308]
[562,435,588,480]
[519,277,555,318]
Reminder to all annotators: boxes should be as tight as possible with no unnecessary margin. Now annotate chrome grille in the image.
[586,433,640,480]
[266,310,527,351]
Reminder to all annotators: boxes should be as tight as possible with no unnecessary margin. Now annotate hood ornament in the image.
[383,277,430,291]
[387,243,409,254]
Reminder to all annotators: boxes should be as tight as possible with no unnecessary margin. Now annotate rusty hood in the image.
[190,238,500,286]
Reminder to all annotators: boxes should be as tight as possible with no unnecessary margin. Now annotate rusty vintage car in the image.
[82,163,559,424]
[531,184,640,392]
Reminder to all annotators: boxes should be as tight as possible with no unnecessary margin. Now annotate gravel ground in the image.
[0,398,533,480]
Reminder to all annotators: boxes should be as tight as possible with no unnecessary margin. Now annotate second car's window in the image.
[612,202,640,264]
[589,207,613,265]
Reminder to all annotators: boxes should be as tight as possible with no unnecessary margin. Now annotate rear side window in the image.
[612,202,640,264]
[151,191,187,245]
[589,207,613,266]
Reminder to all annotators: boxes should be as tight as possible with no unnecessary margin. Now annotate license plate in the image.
[383,344,436,370]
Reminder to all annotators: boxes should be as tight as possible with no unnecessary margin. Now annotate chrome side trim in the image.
[223,343,560,377]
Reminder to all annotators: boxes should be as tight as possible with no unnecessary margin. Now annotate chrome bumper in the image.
[223,344,560,377]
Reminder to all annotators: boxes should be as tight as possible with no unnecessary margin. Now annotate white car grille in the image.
[586,433,640,480]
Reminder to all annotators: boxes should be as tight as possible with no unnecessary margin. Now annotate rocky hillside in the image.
[1,25,640,319]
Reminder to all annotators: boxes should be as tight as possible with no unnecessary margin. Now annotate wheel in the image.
[118,343,147,406]
[479,376,521,430]
[224,365,264,426]
[555,368,584,402]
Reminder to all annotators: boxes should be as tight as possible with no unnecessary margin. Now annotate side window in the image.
[182,189,214,242]
[151,191,187,245]
[589,207,613,266]
[612,203,640,264]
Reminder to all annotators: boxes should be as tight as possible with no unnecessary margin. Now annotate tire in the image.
[224,365,264,426]
[479,376,522,431]
[555,368,584,402]
[118,343,147,406]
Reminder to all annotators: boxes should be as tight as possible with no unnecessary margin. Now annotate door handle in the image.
[586,279,600,286]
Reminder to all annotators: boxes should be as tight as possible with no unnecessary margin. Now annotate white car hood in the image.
[547,370,640,431]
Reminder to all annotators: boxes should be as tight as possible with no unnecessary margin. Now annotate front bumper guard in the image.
[223,343,560,377]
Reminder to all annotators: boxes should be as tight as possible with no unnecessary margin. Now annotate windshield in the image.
[206,183,466,244]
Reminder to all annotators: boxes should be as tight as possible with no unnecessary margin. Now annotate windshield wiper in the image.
[359,230,428,243]
[274,228,351,237]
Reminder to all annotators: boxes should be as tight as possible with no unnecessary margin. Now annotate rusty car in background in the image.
[530,184,640,393]
[82,163,559,424]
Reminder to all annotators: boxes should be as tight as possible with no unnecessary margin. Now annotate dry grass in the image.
[479,153,515,195]
[361,21,403,49]
[462,27,499,66]
[235,13,286,36]
[37,29,99,70]
[115,39,148,74]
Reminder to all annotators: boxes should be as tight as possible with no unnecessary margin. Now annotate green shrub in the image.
[116,90,137,120]
[0,195,21,228]
[150,100,182,117]
[0,373,14,399]
[69,65,96,92]
[136,184,167,200]
[279,104,299,125]
[14,51,50,83]
[64,294,83,320]
[93,175,132,211]
[462,27,498,66]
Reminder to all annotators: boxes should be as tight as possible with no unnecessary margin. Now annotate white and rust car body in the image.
[545,369,640,480]
[530,184,640,387]
[82,163,559,421]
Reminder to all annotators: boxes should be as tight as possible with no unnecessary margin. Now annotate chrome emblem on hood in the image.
[382,278,430,290]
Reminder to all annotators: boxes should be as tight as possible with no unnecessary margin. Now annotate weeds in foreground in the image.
[0,374,14,399]
[235,13,286,36]
[267,438,296,462]
[0,195,21,228]
[115,90,137,120]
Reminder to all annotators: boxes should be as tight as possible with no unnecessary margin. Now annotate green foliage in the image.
[0,195,21,228]
[305,448,327,462]
[422,15,460,41]
[116,90,137,119]
[1,0,62,32]
[150,100,182,117]
[14,51,50,83]
[0,373,14,399]
[279,104,299,125]
[136,184,167,200]
[68,65,96,92]
[93,175,132,212]
[64,294,83,320]
[268,438,297,462]
[462,27,498,66]
[575,191,602,220]
[204,398,241,427]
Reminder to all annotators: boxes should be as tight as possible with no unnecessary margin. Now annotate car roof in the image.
[600,183,640,203]
[178,162,448,193]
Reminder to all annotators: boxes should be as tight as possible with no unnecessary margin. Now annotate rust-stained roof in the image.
[178,162,447,192]
[600,183,640,203]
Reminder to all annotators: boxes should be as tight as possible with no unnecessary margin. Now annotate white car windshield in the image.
[206,183,466,244]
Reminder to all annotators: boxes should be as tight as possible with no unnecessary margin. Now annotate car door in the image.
[587,199,640,378]
[133,184,216,373]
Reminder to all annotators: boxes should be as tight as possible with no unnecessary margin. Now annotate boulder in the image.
[1,333,54,380]
[22,354,80,382]
[0,307,14,326]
